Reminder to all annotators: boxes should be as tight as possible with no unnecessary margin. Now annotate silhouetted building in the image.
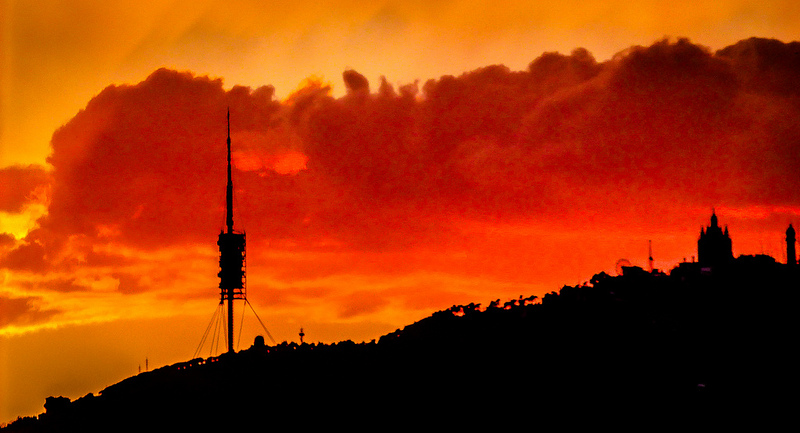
[621,265,649,277]
[698,210,733,269]
[787,224,797,266]
[670,260,702,281]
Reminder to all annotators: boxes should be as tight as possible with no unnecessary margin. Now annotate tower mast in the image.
[225,109,234,353]
[218,108,246,353]
[648,240,654,273]
[226,109,234,234]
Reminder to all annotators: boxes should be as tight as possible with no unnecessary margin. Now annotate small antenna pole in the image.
[648,240,654,273]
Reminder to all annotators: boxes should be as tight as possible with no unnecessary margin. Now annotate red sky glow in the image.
[2,0,800,424]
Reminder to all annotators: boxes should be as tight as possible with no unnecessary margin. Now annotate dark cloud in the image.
[31,68,292,256]
[717,37,800,97]
[343,69,370,94]
[16,277,90,293]
[337,290,390,319]
[0,294,61,328]
[0,165,50,213]
[113,273,145,294]
[0,233,15,248]
[528,47,601,88]
[0,241,48,273]
[515,38,799,211]
[308,39,797,224]
[3,38,799,290]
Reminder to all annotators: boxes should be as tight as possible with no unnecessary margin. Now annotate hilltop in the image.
[3,258,798,430]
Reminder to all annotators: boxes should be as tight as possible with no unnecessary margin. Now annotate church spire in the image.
[698,210,733,269]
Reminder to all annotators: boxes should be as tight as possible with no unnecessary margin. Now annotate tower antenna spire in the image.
[217,109,246,353]
[226,108,234,234]
[197,109,275,357]
[648,240,654,273]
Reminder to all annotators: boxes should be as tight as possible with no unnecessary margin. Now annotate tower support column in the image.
[227,289,234,353]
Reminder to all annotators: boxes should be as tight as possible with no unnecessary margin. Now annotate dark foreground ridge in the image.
[4,258,798,430]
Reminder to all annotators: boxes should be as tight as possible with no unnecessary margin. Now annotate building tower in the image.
[787,224,797,266]
[698,209,733,269]
[217,109,246,353]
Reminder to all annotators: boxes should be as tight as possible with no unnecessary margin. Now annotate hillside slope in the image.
[4,260,798,430]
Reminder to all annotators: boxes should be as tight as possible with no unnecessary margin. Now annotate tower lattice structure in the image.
[217,109,246,353]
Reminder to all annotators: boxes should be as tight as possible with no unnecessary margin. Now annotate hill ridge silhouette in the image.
[4,258,798,430]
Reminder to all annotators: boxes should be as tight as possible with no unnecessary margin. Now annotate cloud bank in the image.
[2,37,799,331]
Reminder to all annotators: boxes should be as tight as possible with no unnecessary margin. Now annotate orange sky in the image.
[2,0,800,424]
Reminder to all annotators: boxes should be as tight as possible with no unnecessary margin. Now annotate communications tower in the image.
[217,109,246,353]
